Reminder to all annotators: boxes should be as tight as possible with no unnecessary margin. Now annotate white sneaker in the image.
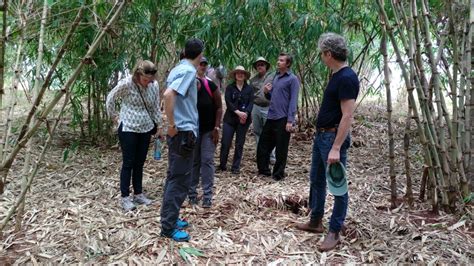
[121,196,136,211]
[134,193,152,205]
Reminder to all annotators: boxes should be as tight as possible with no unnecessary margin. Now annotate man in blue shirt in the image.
[160,38,204,242]
[256,53,300,181]
[295,33,359,252]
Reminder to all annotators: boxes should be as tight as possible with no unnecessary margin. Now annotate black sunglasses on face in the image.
[144,69,157,75]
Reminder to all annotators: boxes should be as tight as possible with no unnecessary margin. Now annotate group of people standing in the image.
[106,32,359,251]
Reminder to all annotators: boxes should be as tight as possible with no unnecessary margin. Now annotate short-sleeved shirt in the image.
[266,70,300,123]
[106,76,161,133]
[166,59,198,136]
[316,67,359,128]
[249,71,274,107]
[197,77,218,133]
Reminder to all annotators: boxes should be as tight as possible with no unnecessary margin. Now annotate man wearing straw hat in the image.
[160,38,204,242]
[249,57,276,164]
[295,32,359,252]
[257,52,300,181]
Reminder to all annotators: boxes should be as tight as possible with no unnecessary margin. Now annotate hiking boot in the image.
[134,193,152,205]
[188,197,199,206]
[161,229,190,242]
[258,170,271,176]
[121,196,136,211]
[319,231,341,252]
[176,218,189,229]
[202,198,212,208]
[231,169,240,175]
[295,218,324,233]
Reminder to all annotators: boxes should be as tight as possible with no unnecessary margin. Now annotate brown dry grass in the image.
[0,105,473,264]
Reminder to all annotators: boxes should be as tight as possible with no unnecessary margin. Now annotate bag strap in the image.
[134,83,155,124]
[199,77,213,97]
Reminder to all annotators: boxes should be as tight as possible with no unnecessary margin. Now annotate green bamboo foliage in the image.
[377,0,470,212]
[0,1,126,196]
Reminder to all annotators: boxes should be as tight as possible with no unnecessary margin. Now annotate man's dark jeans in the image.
[309,131,351,233]
[160,131,195,236]
[256,117,291,179]
[118,123,151,197]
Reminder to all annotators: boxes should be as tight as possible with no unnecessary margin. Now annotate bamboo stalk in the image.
[466,0,473,190]
[16,0,50,231]
[381,30,397,208]
[1,92,71,233]
[0,0,127,194]
[0,2,24,166]
[17,5,85,142]
[415,0,453,210]
[377,0,440,212]
[404,107,413,207]
[0,0,8,160]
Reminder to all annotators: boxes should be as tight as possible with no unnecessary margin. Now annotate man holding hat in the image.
[295,33,359,252]
[249,57,276,164]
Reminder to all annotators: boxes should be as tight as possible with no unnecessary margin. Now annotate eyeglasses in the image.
[144,69,157,75]
[200,62,208,66]
[256,63,266,67]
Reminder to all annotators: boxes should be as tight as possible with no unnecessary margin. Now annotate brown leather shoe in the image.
[319,231,340,252]
[295,219,324,233]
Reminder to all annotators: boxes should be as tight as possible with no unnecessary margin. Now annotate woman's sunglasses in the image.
[144,69,157,75]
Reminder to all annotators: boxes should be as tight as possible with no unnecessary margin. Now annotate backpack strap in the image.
[199,77,213,97]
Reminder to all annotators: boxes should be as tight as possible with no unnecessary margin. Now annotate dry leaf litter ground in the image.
[1,105,473,264]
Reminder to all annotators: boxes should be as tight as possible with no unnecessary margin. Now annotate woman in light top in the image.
[106,60,162,211]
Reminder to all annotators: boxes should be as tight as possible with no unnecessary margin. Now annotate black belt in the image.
[254,102,269,107]
[317,127,337,133]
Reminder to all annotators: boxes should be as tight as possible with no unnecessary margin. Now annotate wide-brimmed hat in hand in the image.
[229,65,250,80]
[326,162,348,196]
[252,56,271,70]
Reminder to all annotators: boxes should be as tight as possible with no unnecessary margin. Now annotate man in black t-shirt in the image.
[188,57,223,208]
[295,33,359,252]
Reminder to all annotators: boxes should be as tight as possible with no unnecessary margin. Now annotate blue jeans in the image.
[189,131,216,201]
[309,132,351,232]
[160,131,195,236]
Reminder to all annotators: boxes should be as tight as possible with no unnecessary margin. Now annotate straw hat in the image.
[229,65,250,80]
[252,56,271,70]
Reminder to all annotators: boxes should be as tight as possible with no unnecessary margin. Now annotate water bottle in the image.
[154,138,162,160]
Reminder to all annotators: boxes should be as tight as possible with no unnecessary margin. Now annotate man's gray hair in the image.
[317,32,349,62]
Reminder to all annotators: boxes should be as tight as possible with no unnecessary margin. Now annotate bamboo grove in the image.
[0,0,471,233]
[377,0,471,212]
